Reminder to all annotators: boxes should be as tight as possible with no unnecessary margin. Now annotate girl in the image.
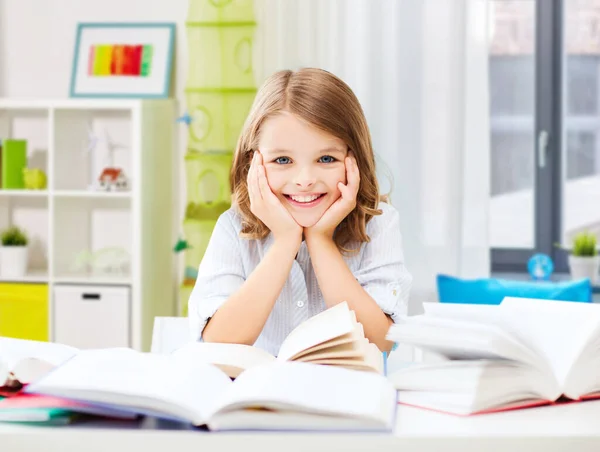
[188,68,412,354]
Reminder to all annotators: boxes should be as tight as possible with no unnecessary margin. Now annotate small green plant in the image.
[1,226,28,247]
[571,231,598,257]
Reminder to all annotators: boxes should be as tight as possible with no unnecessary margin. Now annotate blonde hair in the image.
[230,68,384,254]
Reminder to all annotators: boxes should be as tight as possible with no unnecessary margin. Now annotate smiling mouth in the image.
[284,193,326,207]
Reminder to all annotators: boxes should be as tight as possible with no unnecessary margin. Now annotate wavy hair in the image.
[230,68,385,254]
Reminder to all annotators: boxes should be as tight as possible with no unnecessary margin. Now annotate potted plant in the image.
[567,231,599,285]
[0,226,29,278]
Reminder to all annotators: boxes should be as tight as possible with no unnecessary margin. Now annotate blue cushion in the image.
[437,274,592,304]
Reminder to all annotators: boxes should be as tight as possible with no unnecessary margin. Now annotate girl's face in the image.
[257,111,348,228]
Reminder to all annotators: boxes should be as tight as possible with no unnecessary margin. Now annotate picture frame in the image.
[70,22,175,98]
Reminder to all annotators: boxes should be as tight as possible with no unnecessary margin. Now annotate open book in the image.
[25,348,397,431]
[0,337,79,388]
[178,301,384,377]
[386,297,600,415]
[1,301,381,387]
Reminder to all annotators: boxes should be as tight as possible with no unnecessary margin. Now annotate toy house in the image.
[98,167,128,191]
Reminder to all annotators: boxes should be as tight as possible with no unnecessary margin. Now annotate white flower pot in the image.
[568,255,600,285]
[0,246,29,278]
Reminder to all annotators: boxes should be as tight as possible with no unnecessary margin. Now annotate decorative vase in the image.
[568,255,600,285]
[0,245,29,278]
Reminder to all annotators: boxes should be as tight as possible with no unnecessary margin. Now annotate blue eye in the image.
[274,157,291,165]
[319,155,337,164]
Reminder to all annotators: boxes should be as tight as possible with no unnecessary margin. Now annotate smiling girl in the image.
[188,68,412,354]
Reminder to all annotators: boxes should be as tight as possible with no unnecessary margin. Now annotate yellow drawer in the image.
[0,283,49,341]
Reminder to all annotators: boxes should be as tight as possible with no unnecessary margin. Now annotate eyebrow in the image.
[262,147,345,155]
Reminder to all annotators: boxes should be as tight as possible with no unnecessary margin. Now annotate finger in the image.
[247,152,255,200]
[253,154,263,201]
[248,152,261,201]
[257,164,275,202]
[338,181,353,200]
[346,157,360,195]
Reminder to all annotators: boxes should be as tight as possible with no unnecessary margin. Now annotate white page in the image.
[277,302,354,361]
[499,298,600,386]
[425,299,600,386]
[0,337,79,368]
[387,315,542,366]
[171,342,276,372]
[26,348,232,425]
[210,361,396,427]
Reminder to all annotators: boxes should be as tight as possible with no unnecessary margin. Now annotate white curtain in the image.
[254,0,491,314]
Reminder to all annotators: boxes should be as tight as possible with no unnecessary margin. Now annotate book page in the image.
[171,342,276,378]
[25,348,233,425]
[277,302,355,361]
[294,341,365,361]
[210,361,396,428]
[499,298,600,387]
[424,299,600,387]
[387,315,545,369]
[0,338,79,368]
[0,338,80,383]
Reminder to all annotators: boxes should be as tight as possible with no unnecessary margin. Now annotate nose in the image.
[293,166,316,188]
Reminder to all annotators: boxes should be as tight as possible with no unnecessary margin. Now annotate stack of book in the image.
[386,297,600,415]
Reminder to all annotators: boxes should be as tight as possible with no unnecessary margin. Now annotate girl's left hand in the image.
[305,154,360,240]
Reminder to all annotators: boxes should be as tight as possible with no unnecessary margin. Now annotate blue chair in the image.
[436,274,592,304]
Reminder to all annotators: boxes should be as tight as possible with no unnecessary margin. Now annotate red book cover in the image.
[132,45,142,76]
[122,45,133,75]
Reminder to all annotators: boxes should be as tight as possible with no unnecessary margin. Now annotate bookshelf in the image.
[0,98,176,351]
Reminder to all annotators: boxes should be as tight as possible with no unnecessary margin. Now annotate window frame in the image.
[490,0,570,274]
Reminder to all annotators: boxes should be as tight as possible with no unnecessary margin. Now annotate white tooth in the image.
[291,194,319,203]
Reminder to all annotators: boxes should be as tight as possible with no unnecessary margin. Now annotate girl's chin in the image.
[290,212,325,229]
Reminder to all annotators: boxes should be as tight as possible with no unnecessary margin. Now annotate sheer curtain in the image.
[254,0,491,314]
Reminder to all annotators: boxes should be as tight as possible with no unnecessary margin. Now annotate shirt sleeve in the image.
[187,212,246,341]
[353,203,413,324]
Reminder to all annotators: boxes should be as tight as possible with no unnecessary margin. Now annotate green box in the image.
[186,24,256,90]
[186,90,255,153]
[185,151,233,206]
[187,0,255,24]
[1,140,27,189]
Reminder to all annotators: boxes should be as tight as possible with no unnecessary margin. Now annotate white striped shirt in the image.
[187,201,413,356]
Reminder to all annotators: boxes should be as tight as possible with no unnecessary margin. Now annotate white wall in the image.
[0,0,190,299]
[0,0,189,98]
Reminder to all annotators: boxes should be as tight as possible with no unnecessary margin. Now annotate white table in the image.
[3,400,600,452]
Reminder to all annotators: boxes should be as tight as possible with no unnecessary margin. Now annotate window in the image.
[489,0,600,272]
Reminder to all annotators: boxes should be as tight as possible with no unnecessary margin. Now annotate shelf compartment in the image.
[53,108,133,192]
[0,108,49,190]
[52,197,131,283]
[0,196,49,280]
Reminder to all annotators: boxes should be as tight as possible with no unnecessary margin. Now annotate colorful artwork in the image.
[70,23,175,98]
[87,44,154,77]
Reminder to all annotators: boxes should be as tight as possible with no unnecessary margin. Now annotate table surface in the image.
[3,400,600,452]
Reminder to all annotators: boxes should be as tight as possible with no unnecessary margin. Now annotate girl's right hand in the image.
[247,151,303,244]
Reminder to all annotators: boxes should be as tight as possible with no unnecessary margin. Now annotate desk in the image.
[2,400,600,452]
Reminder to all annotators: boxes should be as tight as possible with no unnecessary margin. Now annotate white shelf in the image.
[0,98,176,352]
[53,274,131,286]
[0,269,48,283]
[53,190,132,199]
[0,190,48,197]
[0,99,146,110]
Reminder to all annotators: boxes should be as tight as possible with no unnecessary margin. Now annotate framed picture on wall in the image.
[70,23,175,98]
